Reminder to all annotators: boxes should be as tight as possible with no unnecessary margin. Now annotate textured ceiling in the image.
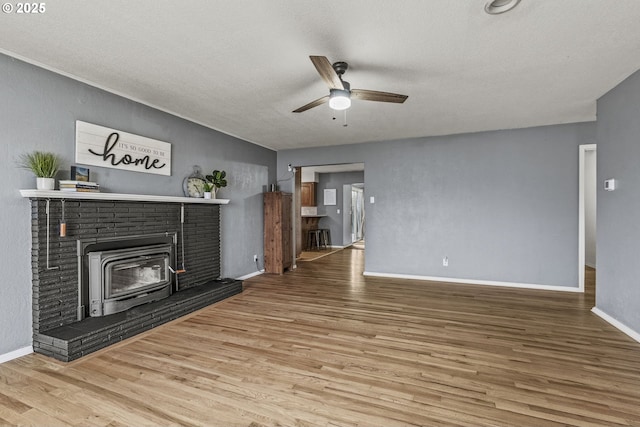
[1,0,640,151]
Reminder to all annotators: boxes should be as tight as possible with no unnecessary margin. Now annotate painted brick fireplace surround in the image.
[25,195,241,361]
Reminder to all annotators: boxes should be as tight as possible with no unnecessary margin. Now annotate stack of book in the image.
[59,180,100,193]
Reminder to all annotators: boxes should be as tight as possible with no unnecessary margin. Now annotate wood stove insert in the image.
[78,234,177,319]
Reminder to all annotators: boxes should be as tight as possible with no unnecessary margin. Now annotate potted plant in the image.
[203,182,214,199]
[18,151,60,190]
[205,170,227,199]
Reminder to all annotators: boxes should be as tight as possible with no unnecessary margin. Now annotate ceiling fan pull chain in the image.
[343,109,348,127]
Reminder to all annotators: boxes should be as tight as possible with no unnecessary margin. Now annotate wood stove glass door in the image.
[104,254,169,299]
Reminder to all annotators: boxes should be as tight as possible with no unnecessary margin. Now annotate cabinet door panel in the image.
[301,182,316,207]
[264,192,293,274]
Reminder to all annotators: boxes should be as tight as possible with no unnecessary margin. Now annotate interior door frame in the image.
[578,144,597,292]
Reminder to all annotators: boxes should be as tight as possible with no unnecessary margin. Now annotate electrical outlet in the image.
[253,254,258,262]
[443,256,449,267]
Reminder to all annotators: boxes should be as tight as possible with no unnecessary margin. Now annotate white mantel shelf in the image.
[20,190,230,205]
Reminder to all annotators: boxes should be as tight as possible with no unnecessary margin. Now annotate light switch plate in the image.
[604,179,616,191]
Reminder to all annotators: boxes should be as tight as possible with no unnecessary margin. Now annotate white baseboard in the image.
[363,271,582,292]
[236,270,264,280]
[591,307,640,344]
[0,346,33,364]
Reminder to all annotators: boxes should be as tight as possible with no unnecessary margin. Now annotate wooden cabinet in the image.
[301,182,316,207]
[263,192,293,274]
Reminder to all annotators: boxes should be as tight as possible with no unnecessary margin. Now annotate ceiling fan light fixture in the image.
[329,89,351,110]
[292,56,407,114]
[484,0,521,14]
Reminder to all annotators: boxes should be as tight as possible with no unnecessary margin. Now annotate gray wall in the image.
[316,171,365,247]
[279,122,596,287]
[0,54,276,356]
[596,68,640,334]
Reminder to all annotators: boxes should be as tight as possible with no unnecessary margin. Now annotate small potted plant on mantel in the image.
[18,151,60,190]
[202,182,214,199]
[205,170,227,199]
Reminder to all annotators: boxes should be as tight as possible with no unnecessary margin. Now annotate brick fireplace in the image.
[25,194,241,361]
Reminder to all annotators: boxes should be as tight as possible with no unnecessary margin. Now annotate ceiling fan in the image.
[292,56,408,113]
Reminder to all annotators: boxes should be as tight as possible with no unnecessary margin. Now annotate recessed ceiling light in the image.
[485,0,521,15]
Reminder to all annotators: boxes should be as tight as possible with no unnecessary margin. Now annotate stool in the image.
[306,229,322,250]
[319,229,331,249]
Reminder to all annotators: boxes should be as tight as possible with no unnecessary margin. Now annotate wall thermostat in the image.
[604,179,617,191]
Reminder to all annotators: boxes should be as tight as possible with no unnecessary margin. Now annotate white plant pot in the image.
[36,177,55,190]
[204,192,212,199]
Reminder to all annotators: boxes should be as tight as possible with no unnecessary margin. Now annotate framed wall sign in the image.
[75,121,172,176]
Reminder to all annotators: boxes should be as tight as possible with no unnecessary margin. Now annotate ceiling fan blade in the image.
[292,95,330,113]
[351,89,408,104]
[310,56,344,90]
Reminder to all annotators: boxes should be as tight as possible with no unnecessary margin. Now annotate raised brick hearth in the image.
[36,278,241,361]
[27,197,241,361]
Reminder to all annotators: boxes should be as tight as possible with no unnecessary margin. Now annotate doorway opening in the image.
[578,144,596,303]
[350,184,365,249]
[294,163,365,261]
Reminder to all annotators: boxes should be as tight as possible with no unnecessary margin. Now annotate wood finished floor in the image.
[297,247,342,262]
[1,251,639,426]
